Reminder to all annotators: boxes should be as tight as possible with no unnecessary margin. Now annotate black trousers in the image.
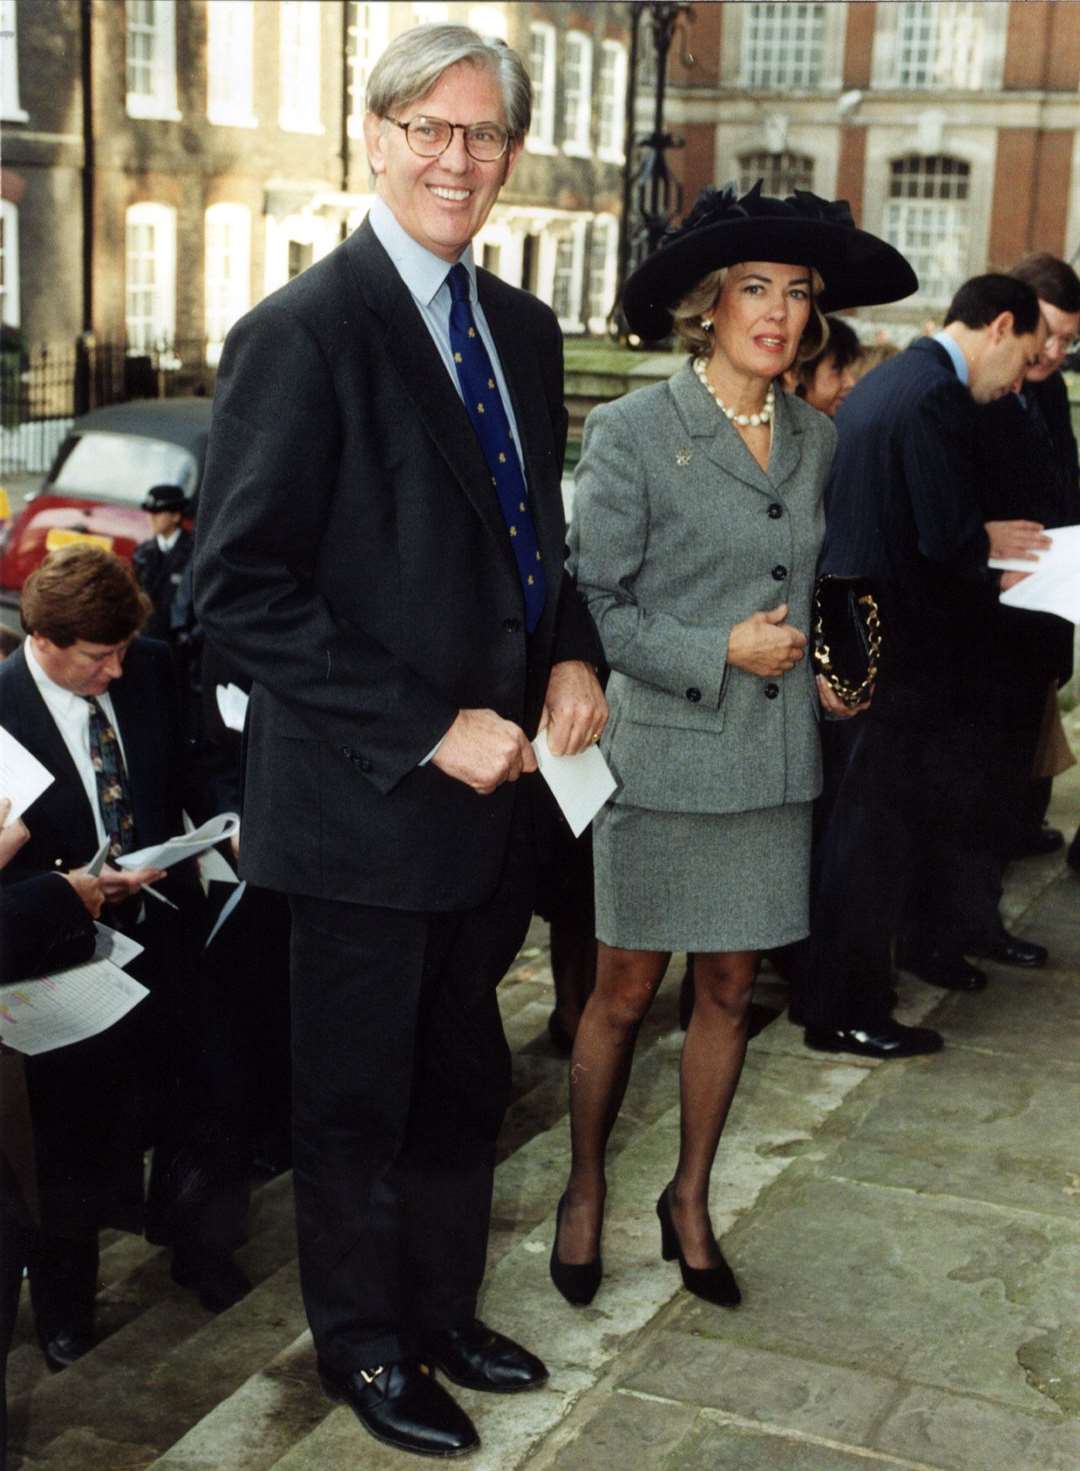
[287,793,536,1371]
[804,705,1020,1032]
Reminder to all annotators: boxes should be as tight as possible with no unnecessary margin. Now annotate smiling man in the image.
[194,23,605,1461]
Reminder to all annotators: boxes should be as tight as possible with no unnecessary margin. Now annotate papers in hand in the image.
[116,812,241,872]
[991,524,1080,623]
[0,922,147,1056]
[532,729,617,838]
[0,726,54,825]
[215,683,249,733]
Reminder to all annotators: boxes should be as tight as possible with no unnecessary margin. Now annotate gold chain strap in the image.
[812,592,881,707]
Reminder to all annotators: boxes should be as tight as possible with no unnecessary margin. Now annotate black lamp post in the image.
[614,2,695,340]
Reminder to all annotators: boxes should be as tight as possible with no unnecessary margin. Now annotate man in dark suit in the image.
[0,545,249,1372]
[131,483,193,643]
[194,23,606,1461]
[802,275,1046,1060]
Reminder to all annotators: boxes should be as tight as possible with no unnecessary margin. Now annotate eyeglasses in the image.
[385,114,511,162]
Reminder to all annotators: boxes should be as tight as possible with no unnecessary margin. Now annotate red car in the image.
[0,398,211,609]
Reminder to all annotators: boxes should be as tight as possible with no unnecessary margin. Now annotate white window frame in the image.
[527,22,556,156]
[720,1,845,91]
[207,0,257,128]
[0,0,28,123]
[467,6,507,42]
[0,199,20,328]
[543,218,588,333]
[597,41,627,164]
[871,2,1008,92]
[562,32,592,159]
[740,3,828,90]
[737,151,815,197]
[126,0,180,121]
[263,211,337,295]
[347,1,390,138]
[882,155,971,305]
[279,0,323,134]
[587,215,618,335]
[125,202,177,351]
[204,203,251,365]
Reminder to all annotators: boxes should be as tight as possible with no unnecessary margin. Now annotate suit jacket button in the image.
[503,617,522,633]
[764,683,779,699]
[771,564,787,581]
[686,687,701,703]
[767,503,783,519]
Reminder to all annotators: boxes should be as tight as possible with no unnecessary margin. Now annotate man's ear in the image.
[363,112,387,177]
[990,310,1014,344]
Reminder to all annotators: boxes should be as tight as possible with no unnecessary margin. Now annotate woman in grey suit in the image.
[550,184,915,1308]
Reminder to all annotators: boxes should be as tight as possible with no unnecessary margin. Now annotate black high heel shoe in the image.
[549,1194,602,1306]
[656,1186,741,1307]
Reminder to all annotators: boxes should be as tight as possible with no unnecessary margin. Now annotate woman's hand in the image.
[727,604,807,678]
[816,674,870,719]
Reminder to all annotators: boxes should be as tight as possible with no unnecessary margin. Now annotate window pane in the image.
[742,3,826,89]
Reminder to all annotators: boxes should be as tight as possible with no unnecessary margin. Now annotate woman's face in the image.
[804,353,858,417]
[708,261,813,380]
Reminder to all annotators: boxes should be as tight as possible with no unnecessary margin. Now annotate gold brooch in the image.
[675,448,692,466]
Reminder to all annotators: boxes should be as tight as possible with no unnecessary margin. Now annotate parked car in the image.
[0,397,212,609]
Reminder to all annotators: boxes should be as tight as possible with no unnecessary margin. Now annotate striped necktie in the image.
[446,262,546,632]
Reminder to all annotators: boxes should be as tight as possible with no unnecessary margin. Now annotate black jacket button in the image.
[771,564,787,581]
[503,617,522,633]
[686,687,701,703]
[767,503,783,519]
[764,683,779,699]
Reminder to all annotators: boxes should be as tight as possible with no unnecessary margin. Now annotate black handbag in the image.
[811,574,882,707]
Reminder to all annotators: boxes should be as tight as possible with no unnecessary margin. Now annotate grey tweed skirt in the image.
[592,800,812,953]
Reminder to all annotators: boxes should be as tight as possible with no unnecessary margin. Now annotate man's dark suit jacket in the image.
[0,875,95,984]
[194,218,601,912]
[975,372,1080,690]
[819,336,1000,723]
[0,639,198,1235]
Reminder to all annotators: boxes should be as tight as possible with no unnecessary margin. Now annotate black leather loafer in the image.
[42,1327,95,1373]
[421,1319,548,1394]
[171,1249,252,1313]
[804,1020,944,1059]
[972,934,1048,969]
[895,947,987,992]
[319,1358,478,1458]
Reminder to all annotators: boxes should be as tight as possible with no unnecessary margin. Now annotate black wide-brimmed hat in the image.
[622,180,918,341]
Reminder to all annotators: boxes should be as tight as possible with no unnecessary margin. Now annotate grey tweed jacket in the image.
[570,359,837,815]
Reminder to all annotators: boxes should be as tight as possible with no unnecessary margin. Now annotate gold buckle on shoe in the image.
[359,1365,385,1384]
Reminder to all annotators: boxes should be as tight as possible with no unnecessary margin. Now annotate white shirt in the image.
[23,637,128,852]
[156,528,182,553]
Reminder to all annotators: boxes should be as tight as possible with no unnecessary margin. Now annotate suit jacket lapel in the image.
[670,362,803,498]
[5,649,98,859]
[343,222,518,571]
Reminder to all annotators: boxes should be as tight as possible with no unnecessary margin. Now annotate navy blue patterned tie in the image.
[86,697,136,859]
[446,262,546,632]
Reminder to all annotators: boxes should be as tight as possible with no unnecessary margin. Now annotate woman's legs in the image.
[556,944,670,1264]
[667,950,755,1269]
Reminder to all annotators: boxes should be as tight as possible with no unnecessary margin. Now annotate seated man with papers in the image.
[0,545,250,1374]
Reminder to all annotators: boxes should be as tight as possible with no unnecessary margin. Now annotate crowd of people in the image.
[1,19,1078,1466]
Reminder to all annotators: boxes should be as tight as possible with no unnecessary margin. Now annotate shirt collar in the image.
[932,330,970,386]
[24,635,92,717]
[157,528,181,553]
[368,195,476,307]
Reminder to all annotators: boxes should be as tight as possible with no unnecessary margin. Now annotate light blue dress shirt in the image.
[932,330,970,386]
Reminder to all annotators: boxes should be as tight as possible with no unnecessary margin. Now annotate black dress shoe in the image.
[804,1020,944,1059]
[549,1193,602,1306]
[41,1327,94,1373]
[171,1249,252,1313]
[971,934,1048,969]
[656,1186,740,1307]
[319,1358,478,1458]
[1008,825,1064,859]
[895,946,987,992]
[421,1319,548,1394]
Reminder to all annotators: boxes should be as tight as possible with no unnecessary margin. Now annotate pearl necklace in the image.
[693,356,775,427]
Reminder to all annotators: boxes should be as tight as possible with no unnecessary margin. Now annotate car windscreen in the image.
[47,432,199,503]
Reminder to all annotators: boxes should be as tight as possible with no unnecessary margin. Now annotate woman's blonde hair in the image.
[671,264,829,365]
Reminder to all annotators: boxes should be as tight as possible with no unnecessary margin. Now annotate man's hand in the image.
[0,801,29,869]
[431,709,537,795]
[1000,570,1031,592]
[100,863,168,903]
[536,660,608,756]
[61,868,106,919]
[984,519,1050,561]
[728,605,807,678]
